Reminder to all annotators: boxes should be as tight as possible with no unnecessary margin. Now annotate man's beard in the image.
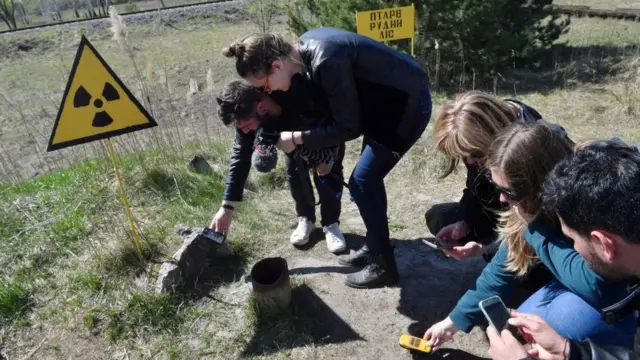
[583,247,631,282]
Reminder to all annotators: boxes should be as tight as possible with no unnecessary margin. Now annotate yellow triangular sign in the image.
[47,35,157,152]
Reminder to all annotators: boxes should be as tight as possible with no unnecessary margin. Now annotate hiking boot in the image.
[337,244,372,267]
[323,222,347,254]
[290,217,315,246]
[344,251,399,289]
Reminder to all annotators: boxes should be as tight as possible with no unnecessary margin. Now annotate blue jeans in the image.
[517,280,637,348]
[348,88,432,255]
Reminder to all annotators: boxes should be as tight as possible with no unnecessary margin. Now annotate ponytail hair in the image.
[222,33,294,78]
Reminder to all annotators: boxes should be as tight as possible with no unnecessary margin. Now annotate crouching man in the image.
[210,79,347,253]
[488,139,640,360]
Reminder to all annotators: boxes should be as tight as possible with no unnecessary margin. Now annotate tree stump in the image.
[250,257,292,319]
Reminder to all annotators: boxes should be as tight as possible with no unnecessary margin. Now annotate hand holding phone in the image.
[479,296,510,331]
[422,237,456,250]
[480,296,532,345]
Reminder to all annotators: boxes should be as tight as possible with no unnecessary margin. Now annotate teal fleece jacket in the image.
[449,220,631,333]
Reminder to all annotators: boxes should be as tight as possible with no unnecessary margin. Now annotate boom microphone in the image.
[251,144,278,173]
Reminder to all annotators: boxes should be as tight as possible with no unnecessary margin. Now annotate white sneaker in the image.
[290,217,315,246]
[323,222,347,253]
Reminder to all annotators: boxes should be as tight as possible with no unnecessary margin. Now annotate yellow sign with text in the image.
[47,35,157,152]
[356,4,415,42]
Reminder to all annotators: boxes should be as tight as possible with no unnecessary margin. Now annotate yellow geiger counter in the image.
[399,334,432,353]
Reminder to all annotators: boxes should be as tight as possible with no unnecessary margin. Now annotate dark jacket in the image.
[521,341,636,360]
[297,27,429,153]
[222,77,333,201]
[569,340,636,360]
[449,221,630,333]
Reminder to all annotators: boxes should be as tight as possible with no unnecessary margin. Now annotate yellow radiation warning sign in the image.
[356,4,415,42]
[47,35,157,152]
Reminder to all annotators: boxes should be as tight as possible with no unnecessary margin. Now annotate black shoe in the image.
[337,245,372,267]
[344,252,399,289]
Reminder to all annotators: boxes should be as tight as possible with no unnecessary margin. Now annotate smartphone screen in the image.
[435,237,456,249]
[421,238,455,249]
[480,297,510,331]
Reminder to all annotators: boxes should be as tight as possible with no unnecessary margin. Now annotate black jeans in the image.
[285,143,345,227]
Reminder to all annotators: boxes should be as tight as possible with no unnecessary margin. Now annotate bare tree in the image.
[247,0,280,33]
[48,0,62,21]
[0,0,17,29]
[15,0,28,25]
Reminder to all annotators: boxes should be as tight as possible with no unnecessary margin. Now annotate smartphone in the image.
[421,237,456,249]
[398,334,432,353]
[479,296,510,331]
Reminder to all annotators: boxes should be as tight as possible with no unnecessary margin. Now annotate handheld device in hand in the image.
[399,334,432,353]
[422,237,456,249]
[479,296,510,331]
[201,228,226,245]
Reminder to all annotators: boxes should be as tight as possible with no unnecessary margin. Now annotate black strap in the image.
[600,281,640,324]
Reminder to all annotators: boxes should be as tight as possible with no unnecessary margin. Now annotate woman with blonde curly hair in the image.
[426,91,569,263]
[424,122,636,351]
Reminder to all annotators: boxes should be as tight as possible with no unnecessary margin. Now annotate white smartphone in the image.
[478,295,510,331]
[421,237,456,250]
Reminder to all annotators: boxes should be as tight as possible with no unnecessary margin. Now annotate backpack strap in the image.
[504,98,542,123]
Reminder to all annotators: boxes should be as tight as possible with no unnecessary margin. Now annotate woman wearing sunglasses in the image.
[428,91,570,263]
[221,27,432,289]
[424,122,636,351]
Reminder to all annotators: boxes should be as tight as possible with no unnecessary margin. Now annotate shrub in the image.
[285,0,570,89]
[247,0,282,33]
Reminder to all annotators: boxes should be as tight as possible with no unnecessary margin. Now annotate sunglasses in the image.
[467,152,485,160]
[263,74,272,93]
[485,173,520,202]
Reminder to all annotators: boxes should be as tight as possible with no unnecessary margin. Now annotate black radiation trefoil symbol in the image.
[73,82,120,127]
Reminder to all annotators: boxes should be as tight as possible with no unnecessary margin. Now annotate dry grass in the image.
[1,6,640,359]
[555,0,640,9]
[0,0,224,32]
[0,18,293,181]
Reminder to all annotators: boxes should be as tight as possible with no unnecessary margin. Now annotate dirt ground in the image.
[2,5,640,358]
[237,139,496,360]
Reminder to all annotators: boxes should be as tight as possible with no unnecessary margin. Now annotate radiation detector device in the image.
[399,334,432,354]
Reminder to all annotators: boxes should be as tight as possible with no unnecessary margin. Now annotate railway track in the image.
[2,2,639,36]
[0,0,238,35]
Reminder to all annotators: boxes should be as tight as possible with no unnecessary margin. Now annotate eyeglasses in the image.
[468,152,485,160]
[465,152,486,163]
[485,173,520,202]
[263,74,271,94]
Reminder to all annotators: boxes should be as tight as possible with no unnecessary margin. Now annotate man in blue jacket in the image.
[487,140,640,360]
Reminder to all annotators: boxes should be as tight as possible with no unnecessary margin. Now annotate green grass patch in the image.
[105,293,187,342]
[0,278,34,325]
[254,164,289,190]
[72,271,105,293]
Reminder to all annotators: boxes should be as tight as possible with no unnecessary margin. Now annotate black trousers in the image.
[285,144,345,227]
